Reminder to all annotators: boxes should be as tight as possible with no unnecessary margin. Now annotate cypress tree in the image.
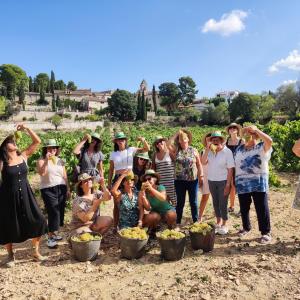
[141,90,145,121]
[50,71,55,94]
[136,92,142,120]
[28,76,33,92]
[152,85,158,114]
[145,98,148,121]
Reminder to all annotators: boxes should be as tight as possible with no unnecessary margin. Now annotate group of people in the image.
[0,122,275,267]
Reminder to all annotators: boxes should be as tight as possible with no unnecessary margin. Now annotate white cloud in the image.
[282,79,297,85]
[269,50,300,73]
[201,10,248,37]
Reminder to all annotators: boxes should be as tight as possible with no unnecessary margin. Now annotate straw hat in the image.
[76,173,92,186]
[201,132,212,147]
[135,152,150,160]
[226,123,242,136]
[90,132,102,142]
[123,171,138,185]
[140,169,161,182]
[176,129,193,145]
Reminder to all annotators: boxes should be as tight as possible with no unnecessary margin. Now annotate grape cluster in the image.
[71,232,101,242]
[119,227,148,240]
[157,229,185,240]
[189,222,213,235]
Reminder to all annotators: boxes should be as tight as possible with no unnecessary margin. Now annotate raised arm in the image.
[249,126,273,152]
[108,160,114,189]
[18,124,41,159]
[36,157,49,177]
[73,134,90,155]
[111,173,126,202]
[136,136,150,152]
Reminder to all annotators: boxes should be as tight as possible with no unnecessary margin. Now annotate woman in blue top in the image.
[234,125,273,244]
[111,171,139,229]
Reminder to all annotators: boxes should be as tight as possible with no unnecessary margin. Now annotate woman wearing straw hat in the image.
[198,132,212,222]
[138,169,176,230]
[111,171,140,229]
[71,173,112,235]
[108,131,149,231]
[201,131,235,235]
[170,129,203,224]
[133,152,151,191]
[0,124,47,267]
[234,125,273,243]
[225,123,244,213]
[73,132,104,183]
[37,139,70,249]
[152,135,176,207]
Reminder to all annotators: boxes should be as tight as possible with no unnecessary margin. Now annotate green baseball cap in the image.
[43,139,59,148]
[114,132,127,140]
[136,152,150,160]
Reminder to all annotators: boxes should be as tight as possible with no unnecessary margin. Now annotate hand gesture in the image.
[137,136,145,143]
[84,133,91,142]
[205,137,212,150]
[16,123,27,131]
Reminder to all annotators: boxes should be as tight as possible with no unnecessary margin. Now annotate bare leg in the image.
[91,216,113,235]
[113,197,119,229]
[198,194,210,222]
[164,210,177,229]
[5,243,13,255]
[229,182,236,209]
[32,237,47,261]
[143,212,161,229]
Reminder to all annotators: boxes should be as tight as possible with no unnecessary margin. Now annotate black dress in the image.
[0,159,48,245]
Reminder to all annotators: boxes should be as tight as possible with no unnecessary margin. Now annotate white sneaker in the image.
[215,224,221,234]
[218,226,229,235]
[53,234,63,241]
[260,234,271,244]
[47,238,57,249]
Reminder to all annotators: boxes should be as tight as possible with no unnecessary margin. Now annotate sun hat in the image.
[209,131,225,143]
[124,171,138,184]
[76,173,92,186]
[140,169,160,182]
[90,132,102,141]
[113,132,127,141]
[43,139,59,148]
[135,152,150,160]
[226,123,242,136]
[153,135,167,145]
[202,132,212,147]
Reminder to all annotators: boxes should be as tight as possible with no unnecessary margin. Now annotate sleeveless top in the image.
[226,138,242,155]
[40,157,66,189]
[175,146,198,181]
[119,191,139,229]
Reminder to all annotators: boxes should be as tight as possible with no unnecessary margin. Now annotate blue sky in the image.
[1,0,300,97]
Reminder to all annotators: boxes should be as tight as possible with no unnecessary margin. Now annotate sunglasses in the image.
[144,176,153,181]
[228,126,237,130]
[82,178,92,184]
[138,158,147,161]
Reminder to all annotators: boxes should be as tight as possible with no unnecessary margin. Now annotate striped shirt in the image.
[155,152,176,206]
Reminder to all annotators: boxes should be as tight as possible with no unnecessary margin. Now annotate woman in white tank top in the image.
[37,139,69,249]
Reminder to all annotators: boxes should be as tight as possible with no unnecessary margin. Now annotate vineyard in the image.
[5,120,300,186]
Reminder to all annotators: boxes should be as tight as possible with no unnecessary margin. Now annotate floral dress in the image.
[175,146,198,181]
[119,191,139,229]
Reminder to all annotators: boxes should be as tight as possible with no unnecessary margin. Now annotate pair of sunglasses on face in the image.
[156,140,164,146]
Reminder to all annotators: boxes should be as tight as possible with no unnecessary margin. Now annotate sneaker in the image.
[218,226,229,235]
[228,207,234,213]
[53,233,63,241]
[47,237,58,249]
[238,229,250,237]
[260,234,272,244]
[215,224,221,234]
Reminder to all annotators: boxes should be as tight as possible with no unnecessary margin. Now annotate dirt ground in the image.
[1,173,300,300]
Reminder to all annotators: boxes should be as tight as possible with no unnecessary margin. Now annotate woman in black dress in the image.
[0,124,47,267]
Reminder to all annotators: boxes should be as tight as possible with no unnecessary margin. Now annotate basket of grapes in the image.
[188,222,215,252]
[156,229,186,261]
[119,227,148,259]
[70,232,102,262]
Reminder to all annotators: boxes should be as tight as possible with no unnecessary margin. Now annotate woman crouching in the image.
[71,173,112,235]
[138,170,176,231]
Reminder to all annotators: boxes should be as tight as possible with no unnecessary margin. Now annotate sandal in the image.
[33,253,48,262]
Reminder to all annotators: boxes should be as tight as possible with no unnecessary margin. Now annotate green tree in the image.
[210,97,226,107]
[51,114,62,130]
[54,80,66,90]
[107,89,137,121]
[28,76,33,92]
[152,85,158,113]
[51,94,56,112]
[0,64,28,100]
[0,96,6,115]
[275,83,300,118]
[67,81,77,91]
[178,76,198,105]
[17,78,27,108]
[56,95,61,108]
[201,103,230,125]
[229,93,259,123]
[159,82,181,114]
[35,73,50,93]
[50,71,55,94]
[253,95,276,123]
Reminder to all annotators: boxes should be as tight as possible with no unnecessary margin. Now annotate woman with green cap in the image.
[133,152,151,191]
[73,132,104,183]
[108,131,149,231]
[37,139,69,249]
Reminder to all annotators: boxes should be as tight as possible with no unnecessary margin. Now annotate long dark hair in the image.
[76,182,95,196]
[133,156,151,172]
[113,140,128,151]
[0,135,21,164]
[82,139,102,153]
[42,147,61,158]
